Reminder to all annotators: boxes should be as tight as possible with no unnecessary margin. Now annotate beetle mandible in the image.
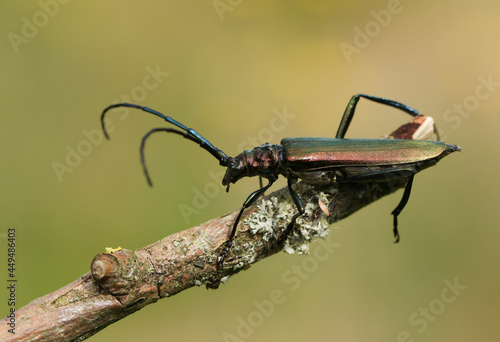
[100,94,460,265]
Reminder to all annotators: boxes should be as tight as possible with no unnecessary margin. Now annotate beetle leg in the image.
[279,177,306,244]
[391,175,415,243]
[339,167,416,242]
[218,179,275,266]
[258,176,264,191]
[336,94,421,139]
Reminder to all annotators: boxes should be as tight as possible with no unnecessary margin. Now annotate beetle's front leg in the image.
[218,179,275,266]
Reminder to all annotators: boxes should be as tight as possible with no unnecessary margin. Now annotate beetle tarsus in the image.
[218,240,232,266]
[392,216,400,243]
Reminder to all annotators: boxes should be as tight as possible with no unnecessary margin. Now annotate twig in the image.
[0,178,407,342]
[1,118,424,341]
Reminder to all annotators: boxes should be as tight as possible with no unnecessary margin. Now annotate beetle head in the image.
[222,156,247,191]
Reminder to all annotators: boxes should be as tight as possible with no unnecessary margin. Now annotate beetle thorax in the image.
[222,143,282,186]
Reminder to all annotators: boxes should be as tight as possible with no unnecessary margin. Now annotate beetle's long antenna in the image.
[139,127,205,186]
[101,103,231,185]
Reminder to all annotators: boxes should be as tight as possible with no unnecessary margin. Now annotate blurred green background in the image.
[1,1,498,341]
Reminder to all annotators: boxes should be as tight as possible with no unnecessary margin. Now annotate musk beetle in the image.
[100,94,460,265]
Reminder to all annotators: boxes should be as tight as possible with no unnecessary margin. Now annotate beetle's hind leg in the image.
[336,94,421,139]
[341,168,416,242]
[391,175,415,243]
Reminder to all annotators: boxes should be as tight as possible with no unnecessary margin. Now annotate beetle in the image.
[100,94,460,265]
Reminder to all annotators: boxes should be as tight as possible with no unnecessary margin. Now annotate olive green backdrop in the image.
[1,1,498,341]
